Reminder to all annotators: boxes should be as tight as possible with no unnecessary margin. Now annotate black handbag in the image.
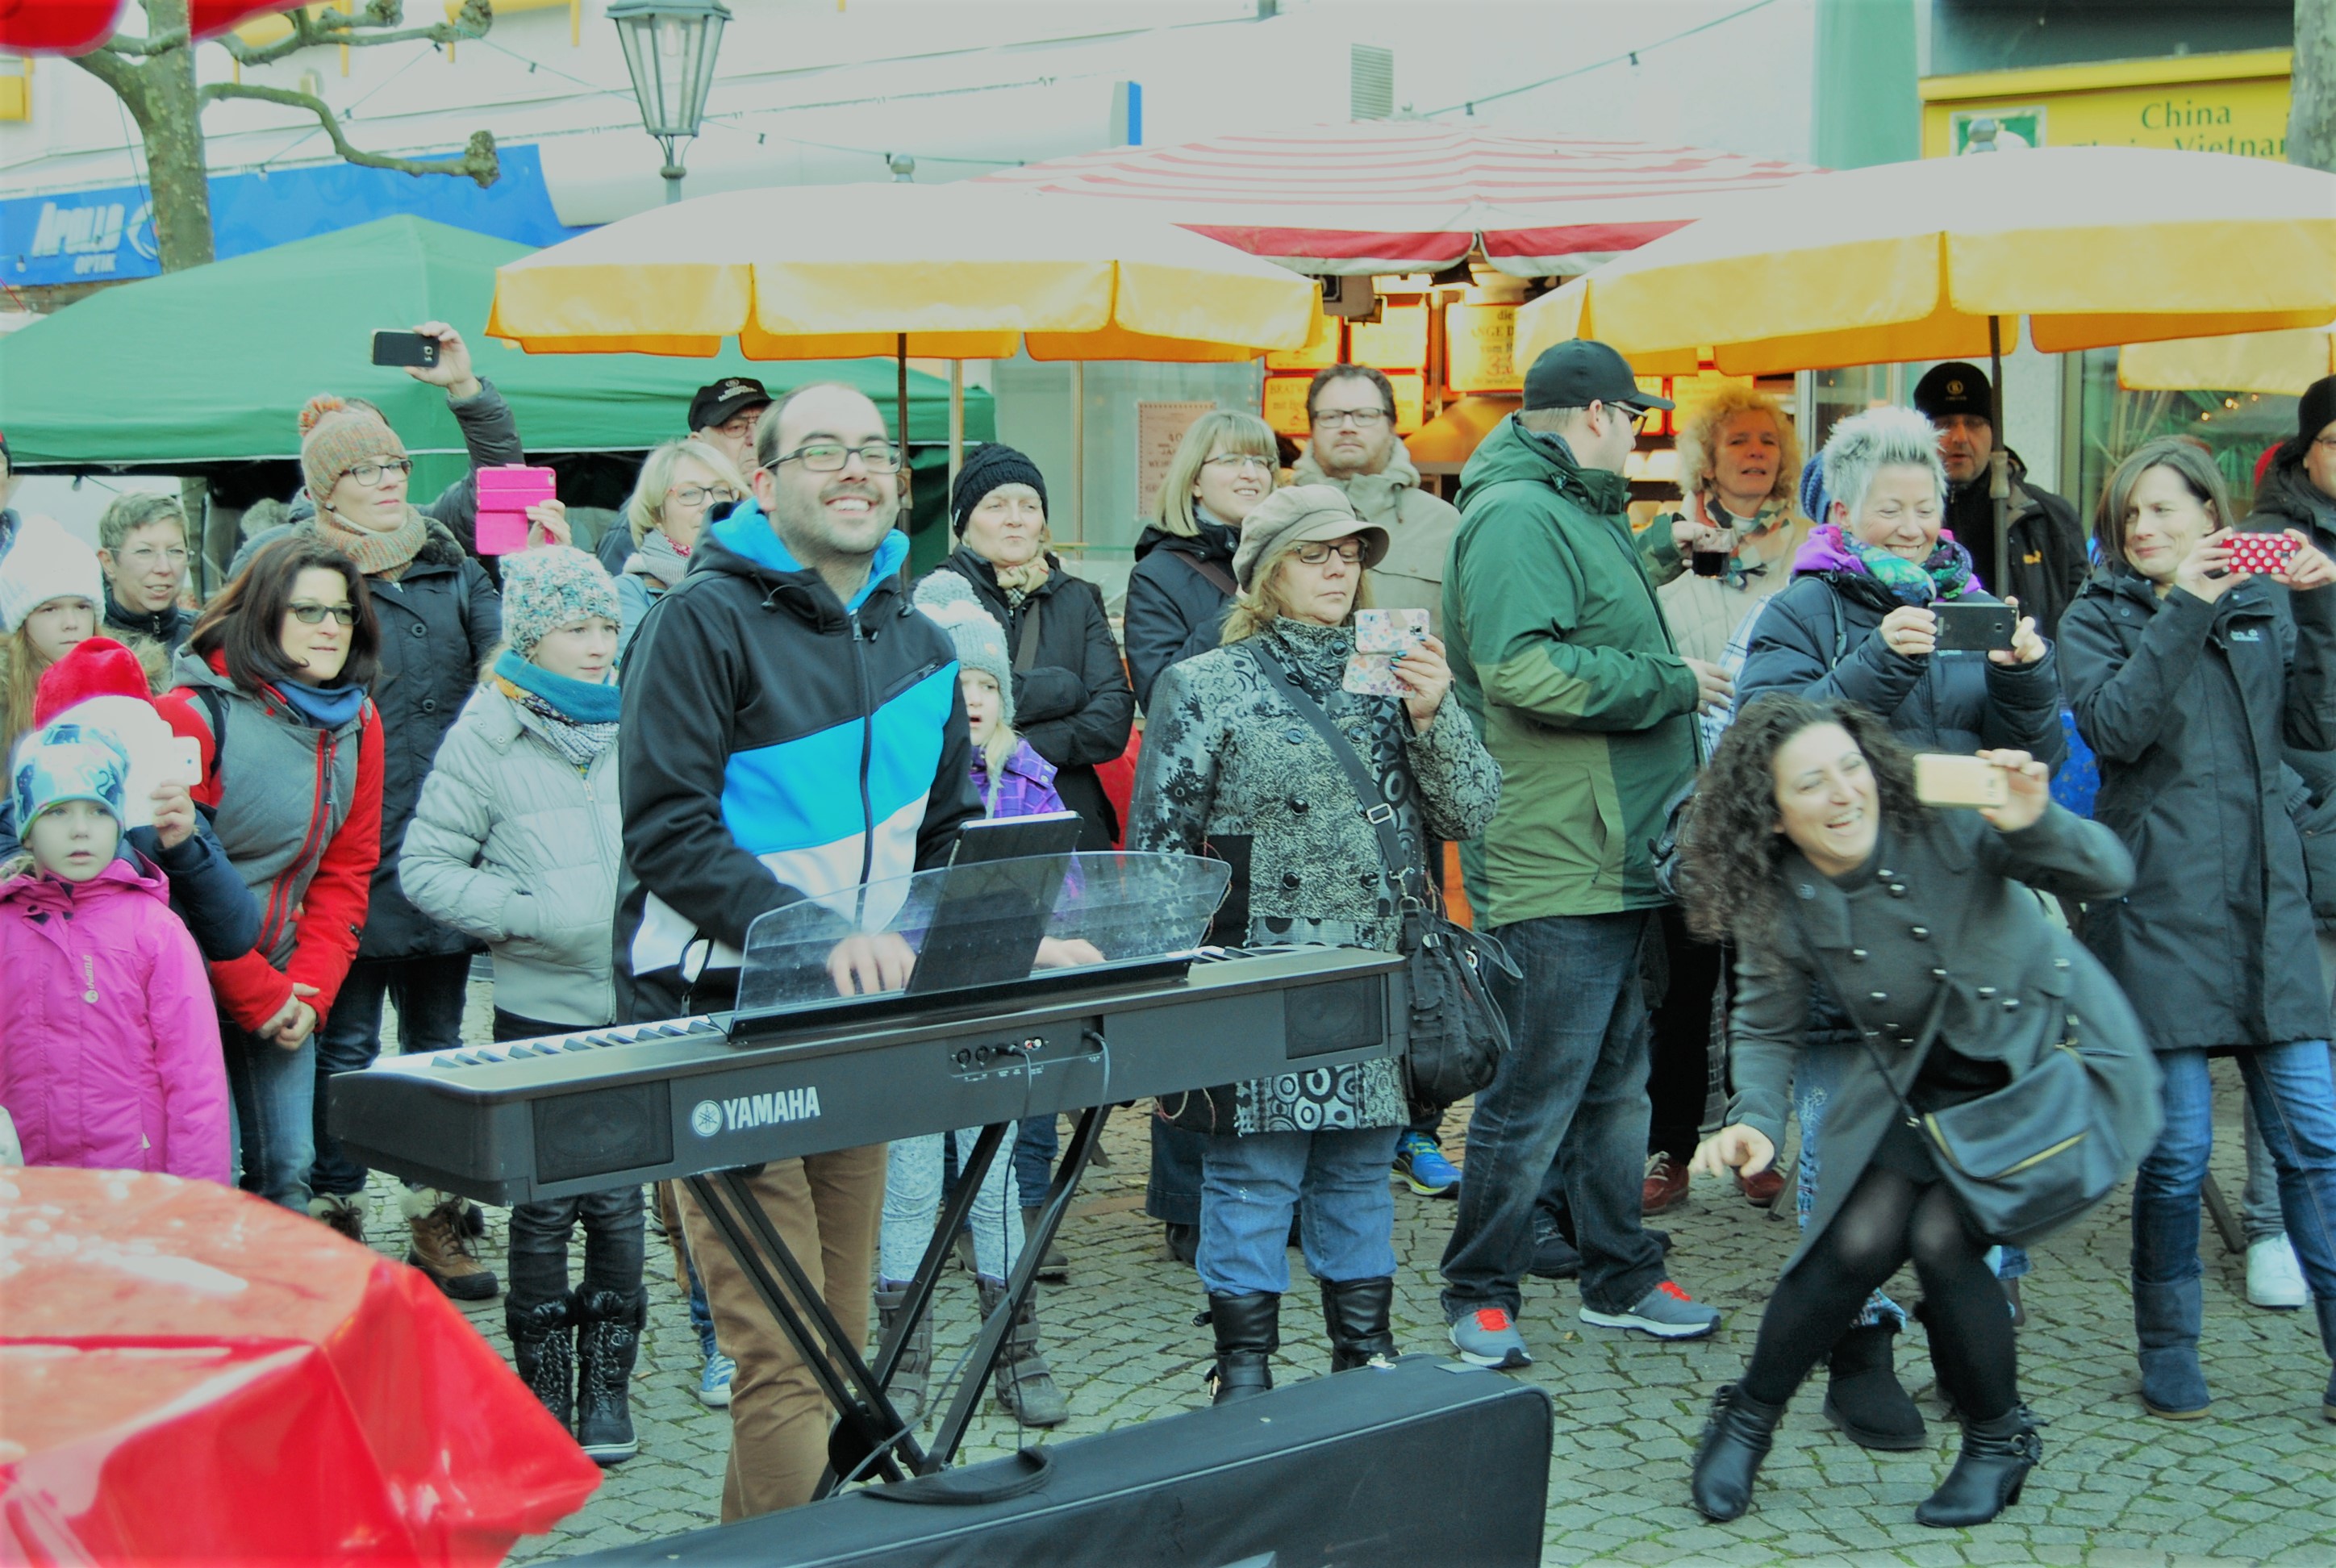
[1249,646,1519,1111]
[1790,896,2138,1249]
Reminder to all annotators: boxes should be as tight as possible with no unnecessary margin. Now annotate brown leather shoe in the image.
[1641,1155,1691,1216]
[404,1193,499,1301]
[1737,1168,1786,1208]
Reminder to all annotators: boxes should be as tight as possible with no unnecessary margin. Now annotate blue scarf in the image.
[493,648,622,724]
[271,678,366,729]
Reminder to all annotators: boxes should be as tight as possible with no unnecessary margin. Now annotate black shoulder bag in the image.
[1249,647,1519,1111]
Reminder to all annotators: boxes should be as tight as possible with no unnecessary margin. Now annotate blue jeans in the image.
[1440,911,1666,1320]
[1198,1127,1400,1296]
[1013,1114,1058,1205]
[882,1128,1022,1285]
[221,1012,315,1212]
[1148,1118,1207,1227]
[311,953,472,1198]
[2133,1043,2336,1317]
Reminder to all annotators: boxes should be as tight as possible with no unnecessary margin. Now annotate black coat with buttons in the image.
[2059,565,2336,1052]
[1728,805,2156,1267]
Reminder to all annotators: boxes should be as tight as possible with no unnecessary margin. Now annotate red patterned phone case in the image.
[2227,533,2298,577]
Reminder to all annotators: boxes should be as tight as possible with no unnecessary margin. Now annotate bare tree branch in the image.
[67,44,145,108]
[200,81,501,186]
[89,27,192,56]
[219,0,491,69]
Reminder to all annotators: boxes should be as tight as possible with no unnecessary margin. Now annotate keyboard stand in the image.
[682,1097,1111,1497]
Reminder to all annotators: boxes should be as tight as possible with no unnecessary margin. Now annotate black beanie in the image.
[1913,361,1992,423]
[949,443,1048,536]
[2299,374,2336,448]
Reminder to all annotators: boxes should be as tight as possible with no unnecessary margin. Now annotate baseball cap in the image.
[1522,340,1672,414]
[690,377,772,432]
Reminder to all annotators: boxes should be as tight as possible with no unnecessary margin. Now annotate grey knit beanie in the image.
[913,571,1014,728]
[501,545,621,656]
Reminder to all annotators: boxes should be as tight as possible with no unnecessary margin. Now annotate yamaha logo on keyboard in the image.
[692,1089,823,1137]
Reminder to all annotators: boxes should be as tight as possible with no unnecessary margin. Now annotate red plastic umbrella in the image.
[0,1167,602,1566]
[1,3,311,54]
[979,122,1821,277]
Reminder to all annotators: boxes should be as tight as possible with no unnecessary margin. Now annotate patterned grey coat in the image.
[1128,617,1502,1132]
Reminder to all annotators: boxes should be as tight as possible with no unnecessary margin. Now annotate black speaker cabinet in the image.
[568,1356,1550,1567]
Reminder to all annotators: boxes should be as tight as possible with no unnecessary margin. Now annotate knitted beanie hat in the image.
[500,545,622,657]
[1799,454,1831,528]
[2299,374,2336,449]
[299,394,407,503]
[914,571,1014,728]
[12,720,131,831]
[949,443,1048,536]
[0,517,103,635]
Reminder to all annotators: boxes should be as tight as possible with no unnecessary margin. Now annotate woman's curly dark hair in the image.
[1675,694,1929,942]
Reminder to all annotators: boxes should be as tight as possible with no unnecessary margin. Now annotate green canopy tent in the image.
[0,215,994,572]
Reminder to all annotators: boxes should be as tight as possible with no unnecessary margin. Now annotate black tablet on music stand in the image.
[903,813,1086,995]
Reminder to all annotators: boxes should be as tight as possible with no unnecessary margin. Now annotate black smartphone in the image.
[369,330,440,369]
[1933,600,2017,653]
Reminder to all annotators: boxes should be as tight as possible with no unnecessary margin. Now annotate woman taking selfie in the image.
[2059,436,2336,1423]
[1679,695,2155,1527]
[1128,485,1500,1403]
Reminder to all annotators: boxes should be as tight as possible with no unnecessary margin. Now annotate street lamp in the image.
[607,0,732,204]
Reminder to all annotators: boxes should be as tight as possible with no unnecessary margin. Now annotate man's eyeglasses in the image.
[1202,453,1276,475]
[1312,407,1393,430]
[1293,540,1366,566]
[670,484,739,508]
[342,458,413,488]
[288,602,358,626]
[776,440,903,474]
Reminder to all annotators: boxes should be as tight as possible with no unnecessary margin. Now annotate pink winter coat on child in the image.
[0,857,231,1183]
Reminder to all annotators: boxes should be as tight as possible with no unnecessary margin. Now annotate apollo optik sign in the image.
[1919,48,2290,161]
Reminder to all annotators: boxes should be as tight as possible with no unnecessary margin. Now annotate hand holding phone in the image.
[369,330,440,369]
[1914,753,2009,809]
[1933,600,2017,653]
[2227,532,2301,578]
[475,465,559,556]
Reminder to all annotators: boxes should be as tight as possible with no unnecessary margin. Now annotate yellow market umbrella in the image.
[1513,147,2336,565]
[2118,324,2336,396]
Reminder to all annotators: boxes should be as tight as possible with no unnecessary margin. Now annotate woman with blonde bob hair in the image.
[612,437,749,659]
[1124,410,1280,708]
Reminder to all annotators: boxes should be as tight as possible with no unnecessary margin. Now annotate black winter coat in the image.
[1737,569,2067,767]
[1124,519,1239,708]
[102,590,197,654]
[2060,566,2336,1052]
[1945,460,2088,640]
[927,548,1133,849]
[2246,452,2336,922]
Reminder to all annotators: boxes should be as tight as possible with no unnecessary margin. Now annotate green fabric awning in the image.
[0,215,993,469]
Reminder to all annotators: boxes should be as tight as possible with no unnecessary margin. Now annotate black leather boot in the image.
[1822,1321,1925,1450]
[505,1294,574,1432]
[1203,1292,1279,1405]
[873,1284,932,1426]
[1916,1405,2041,1527]
[1689,1383,1787,1522]
[573,1287,643,1465]
[1320,1276,1396,1373]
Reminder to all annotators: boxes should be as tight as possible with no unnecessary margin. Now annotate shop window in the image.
[2072,347,2296,532]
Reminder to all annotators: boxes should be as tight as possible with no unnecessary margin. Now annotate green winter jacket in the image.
[1444,415,1700,924]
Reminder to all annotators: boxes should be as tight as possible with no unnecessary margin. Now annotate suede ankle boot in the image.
[978,1278,1070,1427]
[1320,1276,1396,1373]
[1822,1320,1925,1450]
[2133,1276,2209,1418]
[1203,1292,1279,1405]
[873,1284,933,1426]
[1690,1384,1787,1522]
[1916,1405,2042,1527]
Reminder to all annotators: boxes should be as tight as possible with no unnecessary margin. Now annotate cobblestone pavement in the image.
[340,985,2336,1565]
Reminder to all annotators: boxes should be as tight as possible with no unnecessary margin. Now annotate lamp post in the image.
[607,0,732,205]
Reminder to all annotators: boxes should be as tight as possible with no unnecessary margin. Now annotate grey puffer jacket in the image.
[2246,452,2336,923]
[1128,617,1501,1133]
[398,683,621,1028]
[2060,565,2336,1052]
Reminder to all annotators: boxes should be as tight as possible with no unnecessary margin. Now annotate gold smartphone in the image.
[1913,753,2009,810]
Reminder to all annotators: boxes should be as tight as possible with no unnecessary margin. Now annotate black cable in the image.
[1420,0,1784,119]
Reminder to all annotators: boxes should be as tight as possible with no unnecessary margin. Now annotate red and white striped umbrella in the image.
[979,123,1821,277]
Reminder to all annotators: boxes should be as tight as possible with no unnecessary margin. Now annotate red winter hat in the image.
[34,636,153,729]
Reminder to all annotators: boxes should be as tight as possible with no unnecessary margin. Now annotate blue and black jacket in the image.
[614,502,982,1021]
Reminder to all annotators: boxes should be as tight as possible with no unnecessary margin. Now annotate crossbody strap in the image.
[1244,643,1423,924]
[1012,599,1044,673]
[1185,553,1238,598]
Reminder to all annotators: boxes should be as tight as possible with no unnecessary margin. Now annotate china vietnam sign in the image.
[1920,48,2291,161]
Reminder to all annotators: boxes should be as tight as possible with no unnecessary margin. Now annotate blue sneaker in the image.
[1393,1131,1461,1198]
[1449,1306,1532,1369]
[1580,1280,1721,1341]
[697,1349,736,1408]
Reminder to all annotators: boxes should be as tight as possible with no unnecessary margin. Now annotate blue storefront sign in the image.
[1,141,589,286]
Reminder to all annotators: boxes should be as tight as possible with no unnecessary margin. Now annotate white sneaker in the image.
[2246,1234,2308,1310]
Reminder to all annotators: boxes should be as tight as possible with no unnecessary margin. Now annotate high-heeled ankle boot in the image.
[1822,1320,1925,1450]
[1689,1383,1787,1522]
[1320,1276,1396,1372]
[2133,1277,2209,1418]
[1916,1404,2042,1527]
[1202,1292,1279,1405]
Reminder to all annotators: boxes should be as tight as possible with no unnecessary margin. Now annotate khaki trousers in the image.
[678,1144,886,1520]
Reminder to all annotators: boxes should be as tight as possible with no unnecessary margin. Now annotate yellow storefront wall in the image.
[1919,48,2291,161]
